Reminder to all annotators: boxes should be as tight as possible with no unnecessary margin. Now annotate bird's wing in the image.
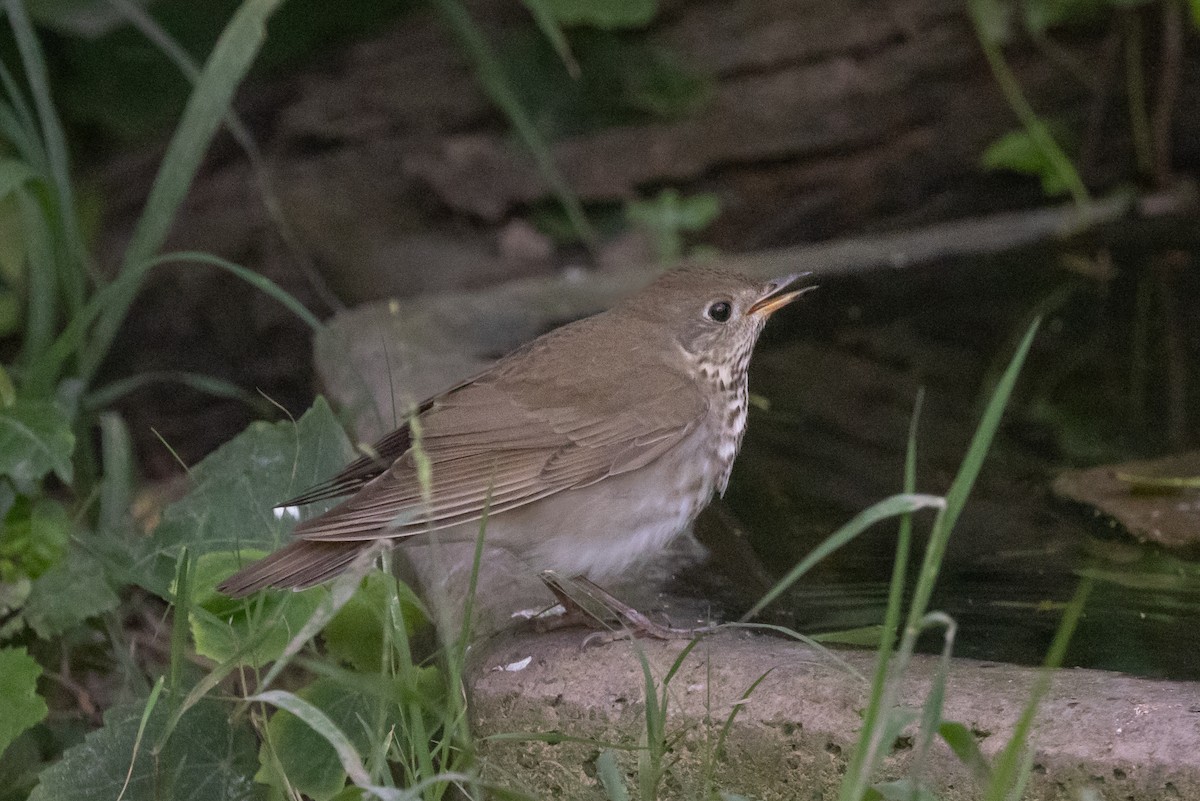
[292,370,706,542]
[278,398,436,507]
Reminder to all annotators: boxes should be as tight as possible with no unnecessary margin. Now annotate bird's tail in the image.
[217,539,369,597]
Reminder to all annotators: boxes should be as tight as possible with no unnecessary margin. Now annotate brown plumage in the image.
[218,266,810,598]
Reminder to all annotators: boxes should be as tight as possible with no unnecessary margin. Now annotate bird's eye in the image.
[706,301,732,323]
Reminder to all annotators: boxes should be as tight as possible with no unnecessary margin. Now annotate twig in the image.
[724,182,1198,281]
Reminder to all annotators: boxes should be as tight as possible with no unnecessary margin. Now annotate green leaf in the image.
[520,0,579,76]
[0,158,36,202]
[0,647,47,756]
[981,128,1074,196]
[968,0,1013,44]
[136,397,350,596]
[627,189,721,265]
[811,625,886,647]
[28,696,259,801]
[939,721,994,783]
[0,399,74,484]
[595,750,629,801]
[627,189,720,233]
[98,412,135,534]
[255,680,390,800]
[0,496,70,583]
[1021,0,1111,34]
[871,779,938,801]
[1190,0,1199,29]
[0,576,31,639]
[542,0,657,28]
[22,546,119,638]
[0,197,26,324]
[184,550,324,667]
[322,571,427,671]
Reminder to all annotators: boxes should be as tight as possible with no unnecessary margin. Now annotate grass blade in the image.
[86,370,269,412]
[3,0,87,283]
[842,389,923,793]
[429,0,597,250]
[116,676,165,801]
[83,0,288,384]
[98,411,134,532]
[519,0,579,77]
[741,492,945,621]
[14,187,58,380]
[596,750,630,801]
[248,689,372,787]
[44,249,319,391]
[106,0,342,312]
[984,577,1092,801]
[168,549,192,702]
[840,319,1040,800]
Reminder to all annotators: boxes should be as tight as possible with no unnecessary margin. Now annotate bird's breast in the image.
[694,360,750,496]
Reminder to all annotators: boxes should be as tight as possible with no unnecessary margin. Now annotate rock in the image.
[1053,452,1200,550]
[470,630,1200,801]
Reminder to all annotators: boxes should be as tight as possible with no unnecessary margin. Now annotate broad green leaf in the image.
[0,726,45,800]
[255,679,402,801]
[542,0,656,28]
[136,397,350,596]
[322,571,427,671]
[28,697,259,801]
[1190,0,1199,29]
[0,399,74,484]
[184,550,324,667]
[0,576,31,639]
[22,546,120,638]
[0,647,47,756]
[0,496,70,583]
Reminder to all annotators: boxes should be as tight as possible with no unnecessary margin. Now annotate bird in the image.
[218,266,812,617]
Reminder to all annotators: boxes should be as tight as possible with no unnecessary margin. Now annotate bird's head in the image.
[623,266,814,366]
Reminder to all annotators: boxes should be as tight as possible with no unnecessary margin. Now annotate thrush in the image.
[218,266,811,606]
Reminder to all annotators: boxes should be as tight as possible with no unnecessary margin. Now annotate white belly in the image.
[478,431,721,580]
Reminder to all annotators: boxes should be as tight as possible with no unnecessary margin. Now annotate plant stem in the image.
[1122,10,1154,181]
[968,0,1091,208]
[429,0,598,252]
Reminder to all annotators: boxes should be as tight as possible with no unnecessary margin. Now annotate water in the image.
[671,252,1200,680]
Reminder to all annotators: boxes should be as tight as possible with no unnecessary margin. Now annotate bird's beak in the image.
[747,273,816,317]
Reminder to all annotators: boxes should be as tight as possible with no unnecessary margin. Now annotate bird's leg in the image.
[533,572,609,632]
[571,577,719,645]
[536,571,718,644]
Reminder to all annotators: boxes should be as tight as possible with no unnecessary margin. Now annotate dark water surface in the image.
[673,249,1200,680]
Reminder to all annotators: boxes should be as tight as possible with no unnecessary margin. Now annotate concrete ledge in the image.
[469,631,1200,800]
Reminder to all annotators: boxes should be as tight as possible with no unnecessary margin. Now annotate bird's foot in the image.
[537,572,717,647]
